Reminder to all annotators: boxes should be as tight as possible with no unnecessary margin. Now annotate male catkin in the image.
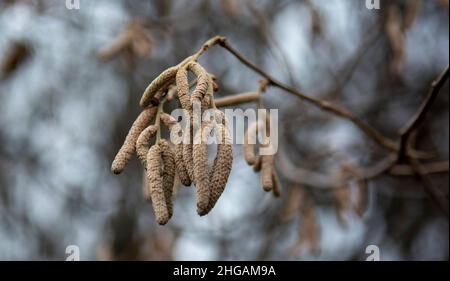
[111,106,157,174]
[193,122,213,215]
[159,139,176,219]
[175,66,191,111]
[206,122,233,213]
[261,155,274,191]
[136,125,157,168]
[244,122,259,165]
[272,170,282,197]
[146,144,170,225]
[140,66,178,107]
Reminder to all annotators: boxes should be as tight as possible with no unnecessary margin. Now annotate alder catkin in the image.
[142,171,151,202]
[183,136,195,182]
[244,122,259,166]
[189,62,209,102]
[272,170,282,197]
[140,66,178,108]
[193,122,213,215]
[253,155,262,172]
[111,106,157,174]
[261,155,274,191]
[333,186,350,228]
[175,66,191,111]
[146,144,169,225]
[206,123,233,213]
[175,143,192,186]
[135,125,157,168]
[159,139,176,219]
[160,112,192,186]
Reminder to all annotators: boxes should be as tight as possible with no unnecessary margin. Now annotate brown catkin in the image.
[261,155,274,191]
[175,143,192,186]
[183,134,195,182]
[140,66,178,108]
[175,66,191,111]
[272,170,282,197]
[146,144,169,225]
[206,122,233,213]
[333,186,350,228]
[214,92,260,108]
[354,179,369,218]
[142,171,151,202]
[159,139,176,219]
[111,106,157,174]
[135,125,157,168]
[193,122,213,215]
[253,155,262,172]
[244,122,259,166]
[160,112,177,128]
[189,62,209,102]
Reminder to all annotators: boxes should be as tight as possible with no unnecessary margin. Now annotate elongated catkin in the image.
[244,122,259,166]
[272,170,282,197]
[111,106,157,174]
[175,143,192,186]
[175,66,191,111]
[140,66,178,107]
[193,122,214,215]
[253,155,262,172]
[183,131,195,182]
[146,144,169,225]
[261,155,274,191]
[206,123,233,213]
[135,125,157,168]
[159,139,176,219]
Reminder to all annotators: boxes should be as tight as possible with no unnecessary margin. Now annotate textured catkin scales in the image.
[272,170,282,197]
[146,144,169,225]
[135,125,157,168]
[253,156,262,172]
[160,113,192,186]
[189,62,209,102]
[206,123,233,213]
[159,139,176,219]
[261,155,274,191]
[244,122,259,165]
[140,66,178,107]
[175,144,192,186]
[175,66,191,111]
[193,123,213,215]
[111,106,157,174]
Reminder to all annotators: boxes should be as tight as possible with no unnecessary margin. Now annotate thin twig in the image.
[398,66,449,162]
[215,38,399,152]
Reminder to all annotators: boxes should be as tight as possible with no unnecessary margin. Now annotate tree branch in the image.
[397,66,449,162]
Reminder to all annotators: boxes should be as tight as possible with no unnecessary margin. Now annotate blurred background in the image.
[0,0,448,261]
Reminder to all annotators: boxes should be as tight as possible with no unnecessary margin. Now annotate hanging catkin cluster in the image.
[112,57,233,224]
[244,119,282,197]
